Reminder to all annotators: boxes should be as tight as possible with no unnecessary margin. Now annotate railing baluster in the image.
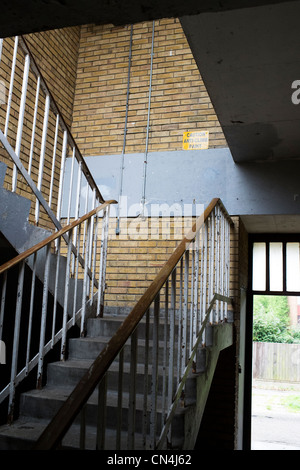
[49,114,60,208]
[28,76,40,176]
[56,129,68,223]
[0,271,7,340]
[150,294,160,449]
[35,93,50,223]
[51,239,61,345]
[0,38,3,63]
[79,404,86,450]
[8,260,25,421]
[96,375,107,450]
[61,228,73,358]
[67,147,76,224]
[72,224,81,323]
[177,257,183,383]
[168,271,176,409]
[4,36,18,137]
[97,205,110,318]
[161,280,168,429]
[202,223,208,345]
[189,244,194,356]
[13,53,30,192]
[142,309,150,449]
[37,244,51,388]
[192,231,200,345]
[81,219,91,335]
[26,253,36,374]
[182,251,189,377]
[128,328,138,450]
[116,348,124,450]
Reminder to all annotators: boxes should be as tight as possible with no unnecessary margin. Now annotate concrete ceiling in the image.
[0,0,294,37]
[241,215,300,233]
[180,1,300,163]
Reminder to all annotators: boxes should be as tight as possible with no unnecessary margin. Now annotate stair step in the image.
[19,385,183,437]
[0,416,183,451]
[47,358,174,394]
[87,314,181,340]
[68,334,182,364]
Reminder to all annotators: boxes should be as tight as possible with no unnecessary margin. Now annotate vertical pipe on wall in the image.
[116,24,133,235]
[141,20,155,216]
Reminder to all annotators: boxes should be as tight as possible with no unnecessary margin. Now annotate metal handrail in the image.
[0,200,116,276]
[33,198,233,450]
[0,201,116,420]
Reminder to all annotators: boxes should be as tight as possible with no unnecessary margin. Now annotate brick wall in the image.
[71,19,227,156]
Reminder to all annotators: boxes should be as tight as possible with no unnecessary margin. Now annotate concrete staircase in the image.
[0,310,233,450]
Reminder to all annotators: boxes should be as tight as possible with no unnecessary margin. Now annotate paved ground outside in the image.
[251,379,300,450]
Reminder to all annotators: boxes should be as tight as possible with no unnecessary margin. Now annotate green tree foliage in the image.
[253,295,300,343]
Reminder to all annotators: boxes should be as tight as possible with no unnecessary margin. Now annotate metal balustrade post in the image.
[13,52,30,192]
[116,348,124,450]
[37,243,51,388]
[161,281,168,429]
[67,147,76,224]
[168,270,176,411]
[150,294,160,450]
[128,329,138,450]
[177,257,183,383]
[181,251,189,377]
[56,130,68,223]
[52,238,61,344]
[0,271,7,341]
[97,205,110,317]
[35,93,50,224]
[5,36,18,138]
[142,309,150,449]
[48,114,60,208]
[81,220,91,335]
[96,375,107,450]
[61,228,74,359]
[26,253,37,374]
[8,260,25,421]
[192,231,200,345]
[28,76,40,176]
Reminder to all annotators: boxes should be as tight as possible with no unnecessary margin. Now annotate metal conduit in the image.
[141,20,155,216]
[116,24,133,235]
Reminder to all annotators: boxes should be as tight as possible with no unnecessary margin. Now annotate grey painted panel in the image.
[61,148,300,218]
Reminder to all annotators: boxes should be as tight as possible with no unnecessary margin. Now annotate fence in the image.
[253,341,300,382]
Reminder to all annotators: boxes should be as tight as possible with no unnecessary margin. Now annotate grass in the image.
[281,395,300,412]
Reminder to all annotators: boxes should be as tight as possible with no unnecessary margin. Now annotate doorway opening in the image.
[247,235,300,450]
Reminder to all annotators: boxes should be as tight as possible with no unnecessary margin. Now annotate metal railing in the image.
[33,198,233,450]
[0,200,115,422]
[0,35,104,232]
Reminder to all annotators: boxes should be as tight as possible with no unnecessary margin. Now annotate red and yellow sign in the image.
[182,131,209,150]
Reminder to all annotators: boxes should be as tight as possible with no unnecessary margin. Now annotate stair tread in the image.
[0,417,164,450]
[21,385,167,407]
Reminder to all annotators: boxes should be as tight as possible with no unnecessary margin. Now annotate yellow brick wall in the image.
[71,19,227,156]
[25,27,81,128]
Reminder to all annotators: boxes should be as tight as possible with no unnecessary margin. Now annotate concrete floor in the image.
[251,379,300,450]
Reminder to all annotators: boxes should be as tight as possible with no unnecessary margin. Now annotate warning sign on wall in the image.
[182,131,209,150]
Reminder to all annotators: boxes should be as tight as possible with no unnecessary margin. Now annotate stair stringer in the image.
[181,322,234,449]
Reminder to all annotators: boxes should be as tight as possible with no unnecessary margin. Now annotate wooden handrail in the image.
[0,200,117,276]
[33,197,233,450]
